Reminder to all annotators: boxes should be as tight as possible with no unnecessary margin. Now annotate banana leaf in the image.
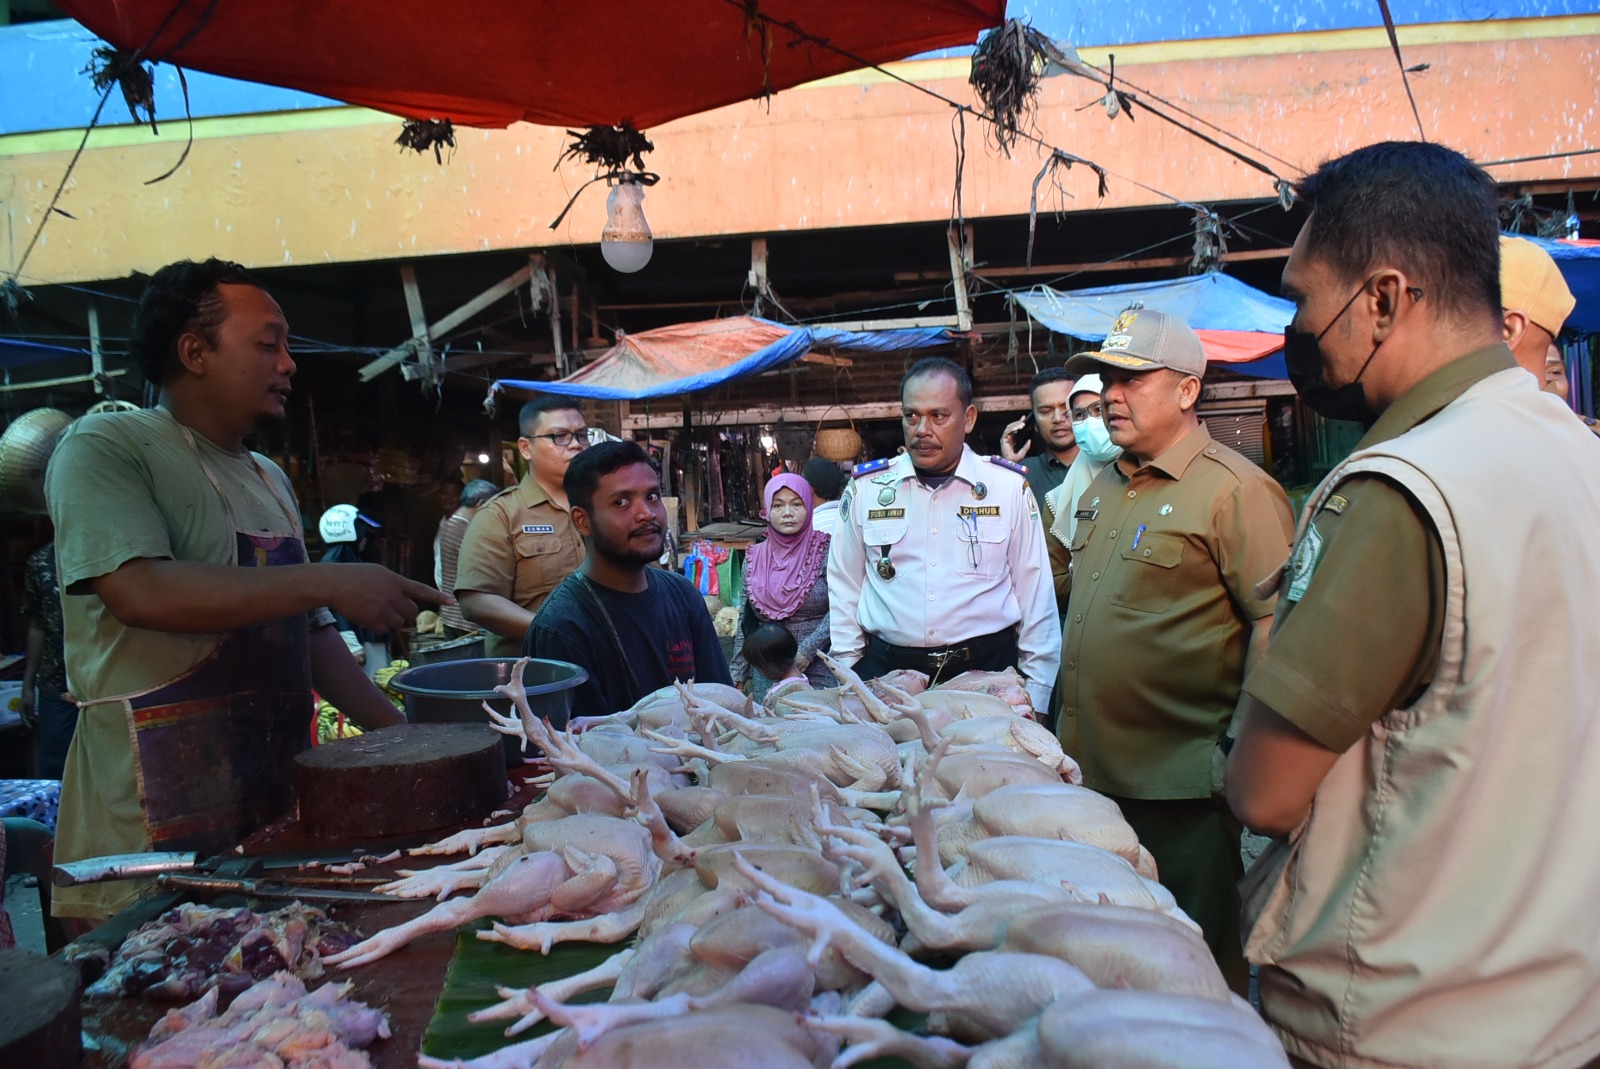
[421,921,623,1061]
[422,920,925,1066]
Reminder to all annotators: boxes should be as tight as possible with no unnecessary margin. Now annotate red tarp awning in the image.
[1194,330,1283,364]
[55,1,1007,129]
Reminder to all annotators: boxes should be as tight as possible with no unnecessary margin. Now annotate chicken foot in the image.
[737,851,1093,1041]
[806,1014,973,1069]
[378,845,512,898]
[327,852,570,969]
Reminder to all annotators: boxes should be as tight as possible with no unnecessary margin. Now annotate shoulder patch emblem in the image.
[1320,494,1350,516]
[852,458,892,479]
[1285,523,1325,602]
[986,455,1028,477]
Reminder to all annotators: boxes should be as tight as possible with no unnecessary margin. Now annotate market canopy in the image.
[1515,234,1600,334]
[1012,273,1295,379]
[0,338,93,368]
[53,0,1006,129]
[490,316,948,402]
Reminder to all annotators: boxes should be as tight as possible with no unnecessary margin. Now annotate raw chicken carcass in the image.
[738,852,1095,1043]
[330,814,662,968]
[935,783,1156,878]
[931,667,1033,717]
[806,988,1286,1069]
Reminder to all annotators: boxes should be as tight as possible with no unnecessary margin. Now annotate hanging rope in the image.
[1375,0,1428,141]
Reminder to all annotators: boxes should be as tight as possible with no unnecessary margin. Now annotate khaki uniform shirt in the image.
[454,474,584,657]
[1237,352,1518,750]
[1058,423,1293,799]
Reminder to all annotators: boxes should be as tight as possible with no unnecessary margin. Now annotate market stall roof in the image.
[0,337,93,368]
[52,0,1006,129]
[1516,234,1600,334]
[1012,273,1294,379]
[491,316,948,402]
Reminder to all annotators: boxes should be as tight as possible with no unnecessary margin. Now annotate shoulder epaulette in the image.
[852,458,892,478]
[986,456,1028,477]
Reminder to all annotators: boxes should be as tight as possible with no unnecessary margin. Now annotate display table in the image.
[76,769,548,1069]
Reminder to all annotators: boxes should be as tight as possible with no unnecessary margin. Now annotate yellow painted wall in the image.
[1,18,1596,285]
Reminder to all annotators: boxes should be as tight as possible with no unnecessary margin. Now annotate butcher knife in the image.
[154,873,402,904]
[54,850,392,887]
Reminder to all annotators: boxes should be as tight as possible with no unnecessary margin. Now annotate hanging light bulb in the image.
[477,452,491,464]
[601,172,653,273]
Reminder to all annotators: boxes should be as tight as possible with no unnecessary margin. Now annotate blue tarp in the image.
[0,337,92,368]
[492,317,947,402]
[1514,234,1600,334]
[1013,273,1294,337]
[1013,273,1294,379]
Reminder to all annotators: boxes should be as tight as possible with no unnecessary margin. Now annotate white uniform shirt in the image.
[811,500,841,538]
[827,445,1061,711]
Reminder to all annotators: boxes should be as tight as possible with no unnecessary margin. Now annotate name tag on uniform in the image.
[957,505,1001,518]
[1074,508,1098,521]
[866,508,907,521]
[522,524,556,534]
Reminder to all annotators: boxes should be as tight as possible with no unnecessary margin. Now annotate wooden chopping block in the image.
[0,948,81,1069]
[294,723,508,841]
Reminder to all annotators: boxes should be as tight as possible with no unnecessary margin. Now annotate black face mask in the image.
[1283,278,1386,427]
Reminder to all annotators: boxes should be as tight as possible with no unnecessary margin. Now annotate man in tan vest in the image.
[1228,141,1600,1068]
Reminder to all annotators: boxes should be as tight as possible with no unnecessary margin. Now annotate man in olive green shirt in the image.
[1227,140,1600,1069]
[1058,308,1293,992]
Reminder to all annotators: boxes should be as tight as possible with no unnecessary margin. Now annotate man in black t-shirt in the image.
[524,439,730,715]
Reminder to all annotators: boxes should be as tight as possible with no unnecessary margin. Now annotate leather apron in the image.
[108,426,315,853]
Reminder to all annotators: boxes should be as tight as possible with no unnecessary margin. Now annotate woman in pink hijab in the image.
[731,473,835,700]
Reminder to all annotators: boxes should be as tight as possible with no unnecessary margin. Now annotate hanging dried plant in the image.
[556,123,654,173]
[396,119,456,164]
[85,45,158,131]
[969,20,1051,156]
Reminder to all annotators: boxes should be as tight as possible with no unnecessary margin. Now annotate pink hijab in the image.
[746,473,831,619]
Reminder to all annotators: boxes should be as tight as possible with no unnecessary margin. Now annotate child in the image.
[743,622,810,703]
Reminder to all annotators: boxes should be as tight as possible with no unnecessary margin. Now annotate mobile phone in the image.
[1009,411,1036,445]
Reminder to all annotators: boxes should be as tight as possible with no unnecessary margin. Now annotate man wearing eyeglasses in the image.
[456,396,590,657]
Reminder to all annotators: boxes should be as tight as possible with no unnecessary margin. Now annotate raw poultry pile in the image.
[327,656,1289,1069]
[85,903,363,1001]
[130,972,389,1069]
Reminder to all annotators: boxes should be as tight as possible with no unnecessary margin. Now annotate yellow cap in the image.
[1500,236,1576,337]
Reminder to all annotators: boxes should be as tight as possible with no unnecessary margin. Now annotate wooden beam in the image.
[0,369,127,393]
[1202,379,1297,399]
[749,237,769,318]
[86,299,103,395]
[893,246,1292,283]
[807,315,959,333]
[798,352,854,367]
[622,393,1030,431]
[358,261,537,381]
[948,228,973,332]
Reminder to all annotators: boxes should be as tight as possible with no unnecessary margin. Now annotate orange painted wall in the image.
[1,24,1595,285]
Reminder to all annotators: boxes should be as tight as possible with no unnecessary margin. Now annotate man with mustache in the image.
[828,357,1059,713]
[523,439,730,714]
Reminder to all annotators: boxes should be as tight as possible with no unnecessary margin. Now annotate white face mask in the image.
[1072,416,1123,463]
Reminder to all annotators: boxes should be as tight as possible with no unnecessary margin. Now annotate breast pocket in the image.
[958,519,1009,578]
[514,534,572,603]
[1109,532,1184,614]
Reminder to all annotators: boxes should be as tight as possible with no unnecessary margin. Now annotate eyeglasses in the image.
[1070,403,1105,421]
[523,429,590,449]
